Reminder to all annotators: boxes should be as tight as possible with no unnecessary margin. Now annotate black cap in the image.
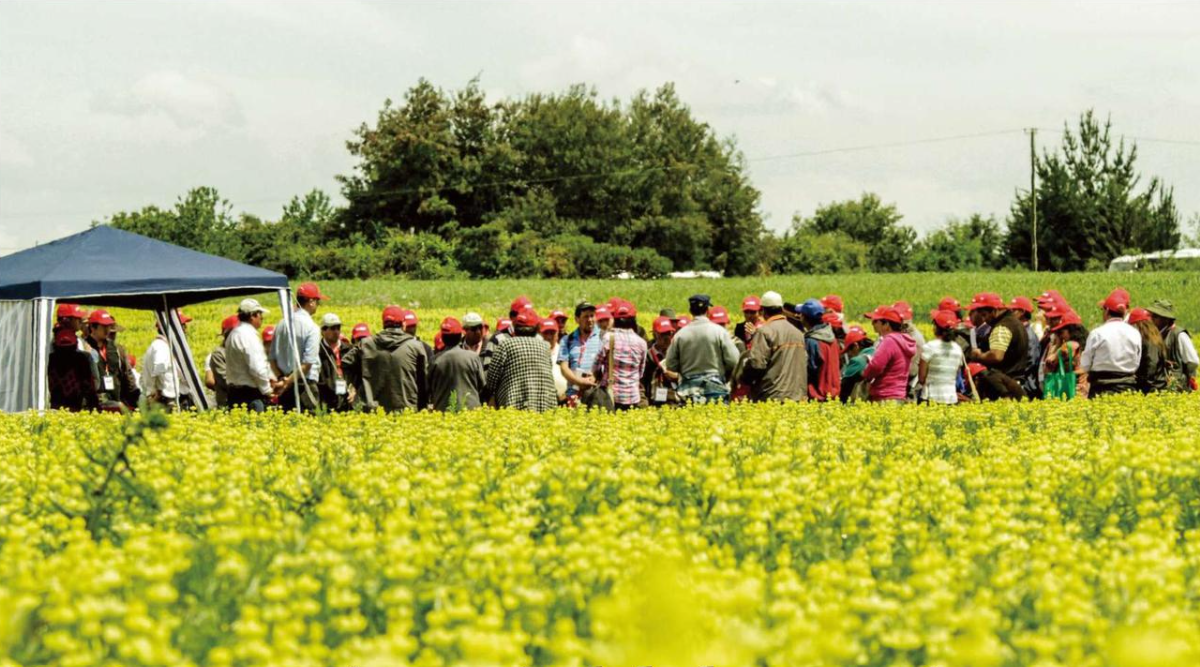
[688,294,711,307]
[659,308,677,319]
[574,301,596,318]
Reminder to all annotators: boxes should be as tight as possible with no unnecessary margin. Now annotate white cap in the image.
[321,313,342,328]
[238,298,269,315]
[761,291,784,308]
[462,312,484,327]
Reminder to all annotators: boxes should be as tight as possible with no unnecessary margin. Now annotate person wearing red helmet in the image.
[642,316,680,406]
[1042,310,1089,400]
[918,310,966,405]
[965,292,1030,398]
[861,305,917,402]
[1008,296,1042,397]
[48,325,99,412]
[54,303,89,352]
[838,325,876,403]
[1128,308,1169,394]
[269,281,327,412]
[429,317,486,412]
[486,308,557,412]
[342,305,429,412]
[203,314,240,409]
[84,309,139,409]
[538,318,568,402]
[1081,289,1142,398]
[734,295,763,349]
[592,302,648,410]
[738,291,808,403]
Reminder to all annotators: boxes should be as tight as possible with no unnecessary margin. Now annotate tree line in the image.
[101,80,1189,278]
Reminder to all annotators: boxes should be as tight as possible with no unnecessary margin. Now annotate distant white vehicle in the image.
[1108,248,1200,272]
[668,270,723,279]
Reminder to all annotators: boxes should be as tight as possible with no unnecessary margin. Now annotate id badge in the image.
[103,375,115,392]
[654,386,668,402]
[335,379,347,396]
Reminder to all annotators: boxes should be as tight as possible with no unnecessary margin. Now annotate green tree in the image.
[1006,110,1181,270]
[794,193,916,272]
[104,187,243,260]
[910,214,1005,271]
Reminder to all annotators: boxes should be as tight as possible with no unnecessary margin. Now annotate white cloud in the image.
[0,130,34,167]
[91,70,243,131]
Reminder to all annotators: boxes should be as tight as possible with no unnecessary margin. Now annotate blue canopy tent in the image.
[0,225,294,413]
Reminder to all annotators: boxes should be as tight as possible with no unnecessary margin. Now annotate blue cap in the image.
[798,298,826,321]
[688,294,712,307]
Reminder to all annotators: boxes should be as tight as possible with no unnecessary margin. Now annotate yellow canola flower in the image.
[2,395,1200,666]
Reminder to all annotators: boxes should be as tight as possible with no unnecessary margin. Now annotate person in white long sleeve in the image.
[1081,291,1141,398]
[225,299,278,412]
[141,310,194,411]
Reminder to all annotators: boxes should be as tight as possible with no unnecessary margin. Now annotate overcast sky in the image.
[2,0,1198,255]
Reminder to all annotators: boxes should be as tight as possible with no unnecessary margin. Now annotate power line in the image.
[2,126,1197,224]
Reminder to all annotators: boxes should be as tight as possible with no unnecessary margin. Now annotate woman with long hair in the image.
[1130,308,1169,393]
[919,309,966,405]
[1045,312,1090,399]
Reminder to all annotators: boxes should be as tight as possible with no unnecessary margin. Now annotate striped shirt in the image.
[594,329,648,406]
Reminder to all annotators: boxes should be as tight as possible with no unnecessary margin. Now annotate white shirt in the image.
[226,322,274,395]
[921,339,963,404]
[142,336,184,399]
[550,342,568,398]
[1173,328,1199,366]
[1081,319,1141,375]
[270,308,321,381]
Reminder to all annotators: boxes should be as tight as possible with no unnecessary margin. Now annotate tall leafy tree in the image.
[1007,110,1180,270]
[794,193,917,272]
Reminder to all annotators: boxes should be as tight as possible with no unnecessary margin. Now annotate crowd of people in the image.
[46,281,1198,414]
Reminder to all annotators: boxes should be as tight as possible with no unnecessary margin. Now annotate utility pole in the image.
[1026,128,1038,271]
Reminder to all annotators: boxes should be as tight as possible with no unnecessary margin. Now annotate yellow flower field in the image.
[4,395,1200,666]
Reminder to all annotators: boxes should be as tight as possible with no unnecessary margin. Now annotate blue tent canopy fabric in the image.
[0,225,288,307]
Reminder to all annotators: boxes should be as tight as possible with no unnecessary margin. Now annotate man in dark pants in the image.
[966,292,1029,399]
[317,313,353,412]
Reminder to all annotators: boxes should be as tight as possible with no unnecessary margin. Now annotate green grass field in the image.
[91,271,1200,370]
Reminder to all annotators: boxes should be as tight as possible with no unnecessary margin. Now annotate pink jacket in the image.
[863,332,917,400]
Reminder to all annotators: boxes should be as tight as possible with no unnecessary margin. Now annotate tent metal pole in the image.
[34,298,52,414]
[279,288,302,410]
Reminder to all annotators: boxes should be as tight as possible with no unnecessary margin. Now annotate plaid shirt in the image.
[486,336,558,412]
[594,329,648,406]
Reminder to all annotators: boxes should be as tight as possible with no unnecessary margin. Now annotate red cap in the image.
[821,295,844,313]
[1037,290,1064,310]
[676,316,692,328]
[175,309,193,324]
[510,296,533,313]
[937,296,962,312]
[594,306,613,321]
[352,322,371,340]
[1009,296,1034,313]
[220,314,239,334]
[440,317,463,335]
[931,309,961,329]
[968,292,1005,311]
[843,325,869,349]
[607,297,622,310]
[549,309,568,322]
[87,309,116,326]
[539,318,559,334]
[1099,288,1130,314]
[822,312,841,326]
[128,354,137,368]
[496,318,513,332]
[514,309,541,328]
[709,306,730,325]
[382,305,406,326]
[1046,305,1074,320]
[1051,311,1083,332]
[402,310,418,327]
[296,282,328,300]
[615,302,637,319]
[892,301,914,321]
[262,326,275,343]
[652,316,674,334]
[967,362,987,377]
[863,305,903,324]
[741,295,761,312]
[53,327,77,347]
[56,303,87,320]
[1128,308,1152,325]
